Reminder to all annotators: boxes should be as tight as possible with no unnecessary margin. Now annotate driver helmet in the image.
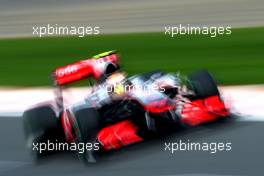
[106,72,127,96]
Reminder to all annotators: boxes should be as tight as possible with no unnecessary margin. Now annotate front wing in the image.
[97,95,230,151]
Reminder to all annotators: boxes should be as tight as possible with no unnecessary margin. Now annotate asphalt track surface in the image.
[1,0,264,37]
[0,116,263,176]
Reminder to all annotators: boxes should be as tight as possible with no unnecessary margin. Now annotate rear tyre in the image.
[188,70,219,98]
[22,103,60,160]
[72,106,100,163]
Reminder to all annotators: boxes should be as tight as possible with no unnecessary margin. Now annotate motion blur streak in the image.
[0,0,264,38]
[0,85,264,119]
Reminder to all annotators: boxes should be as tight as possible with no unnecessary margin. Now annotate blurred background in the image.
[1,0,264,36]
[0,0,263,113]
[0,0,264,86]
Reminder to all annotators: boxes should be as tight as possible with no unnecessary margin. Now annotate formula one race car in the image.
[23,51,230,163]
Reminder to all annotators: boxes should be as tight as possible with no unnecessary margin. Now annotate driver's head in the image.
[106,72,127,96]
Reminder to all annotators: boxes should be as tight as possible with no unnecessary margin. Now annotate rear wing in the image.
[53,51,120,86]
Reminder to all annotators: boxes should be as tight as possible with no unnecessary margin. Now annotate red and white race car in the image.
[23,51,230,163]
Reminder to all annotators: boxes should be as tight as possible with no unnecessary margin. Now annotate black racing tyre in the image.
[72,106,100,163]
[22,103,60,159]
[188,70,219,98]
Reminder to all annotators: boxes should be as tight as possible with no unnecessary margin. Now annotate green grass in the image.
[0,27,264,86]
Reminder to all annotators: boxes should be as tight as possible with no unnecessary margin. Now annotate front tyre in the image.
[72,106,101,163]
[188,70,219,98]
